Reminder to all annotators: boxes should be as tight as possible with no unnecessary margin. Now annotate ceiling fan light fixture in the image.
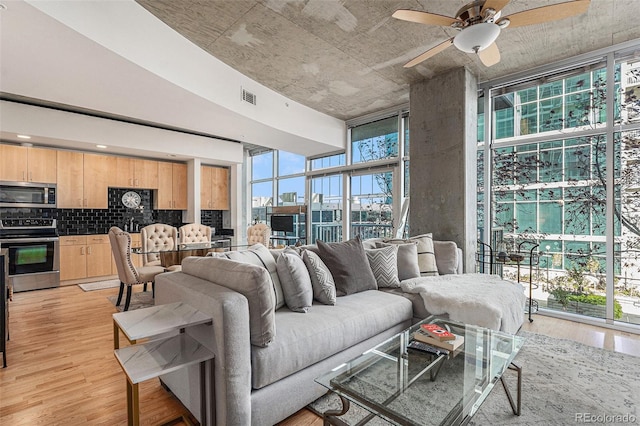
[453,22,500,53]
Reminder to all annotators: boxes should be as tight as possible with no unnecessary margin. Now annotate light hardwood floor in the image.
[1,285,638,425]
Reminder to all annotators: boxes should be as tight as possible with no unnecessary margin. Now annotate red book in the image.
[420,324,456,341]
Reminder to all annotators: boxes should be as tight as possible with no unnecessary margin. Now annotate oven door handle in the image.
[0,237,59,244]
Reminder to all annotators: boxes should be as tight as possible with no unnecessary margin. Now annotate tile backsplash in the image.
[1,188,223,236]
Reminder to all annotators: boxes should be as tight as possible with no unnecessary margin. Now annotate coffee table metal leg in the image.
[500,362,522,416]
[323,394,351,426]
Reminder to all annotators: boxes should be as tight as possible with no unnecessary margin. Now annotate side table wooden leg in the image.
[127,379,140,426]
[114,321,120,349]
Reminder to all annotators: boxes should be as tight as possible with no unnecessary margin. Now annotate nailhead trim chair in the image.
[141,223,180,275]
[108,226,165,311]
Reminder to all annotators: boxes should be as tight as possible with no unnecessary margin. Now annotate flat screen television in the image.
[270,215,294,233]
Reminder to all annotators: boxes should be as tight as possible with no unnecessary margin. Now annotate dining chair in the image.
[247,222,271,246]
[141,223,180,275]
[108,226,165,311]
[179,223,212,244]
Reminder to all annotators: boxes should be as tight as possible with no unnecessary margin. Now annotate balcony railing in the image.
[310,223,393,243]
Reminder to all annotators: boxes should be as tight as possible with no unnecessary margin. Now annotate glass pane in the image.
[351,172,394,240]
[251,181,273,223]
[539,97,563,132]
[539,149,563,182]
[277,176,305,206]
[278,151,305,176]
[617,59,640,125]
[494,93,514,139]
[539,202,563,234]
[310,153,346,170]
[252,152,273,180]
[352,117,399,164]
[310,175,343,243]
[614,130,640,325]
[519,103,538,136]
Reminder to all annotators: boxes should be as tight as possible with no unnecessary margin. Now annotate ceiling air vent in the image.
[242,88,257,105]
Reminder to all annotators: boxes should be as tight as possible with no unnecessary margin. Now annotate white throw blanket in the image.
[400,273,526,334]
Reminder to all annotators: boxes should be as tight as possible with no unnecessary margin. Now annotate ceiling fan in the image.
[392,0,590,68]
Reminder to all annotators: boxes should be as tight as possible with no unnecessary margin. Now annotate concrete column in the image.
[409,67,477,272]
[182,158,202,224]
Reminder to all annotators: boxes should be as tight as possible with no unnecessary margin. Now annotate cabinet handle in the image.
[80,247,85,255]
[22,171,26,181]
[173,200,175,208]
[84,198,88,207]
[29,171,33,181]
[78,198,82,207]
[129,178,133,186]
[135,178,139,187]
[87,246,92,255]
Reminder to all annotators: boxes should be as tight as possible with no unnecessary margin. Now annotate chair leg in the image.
[116,282,125,306]
[124,286,133,311]
[152,282,155,298]
[143,283,148,292]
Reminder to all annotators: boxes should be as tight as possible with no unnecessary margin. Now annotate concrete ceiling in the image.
[136,0,640,121]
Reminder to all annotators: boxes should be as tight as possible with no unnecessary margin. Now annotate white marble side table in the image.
[114,333,214,426]
[113,301,211,349]
[113,302,213,425]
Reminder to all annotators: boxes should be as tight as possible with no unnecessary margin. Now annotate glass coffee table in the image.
[315,316,525,425]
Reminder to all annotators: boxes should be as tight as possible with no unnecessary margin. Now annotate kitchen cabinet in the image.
[57,152,113,208]
[113,157,158,189]
[0,145,57,183]
[200,165,229,210]
[155,162,187,210]
[60,235,114,281]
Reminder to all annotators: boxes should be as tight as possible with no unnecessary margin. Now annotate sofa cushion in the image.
[316,236,377,296]
[181,256,275,347]
[276,249,313,313]
[433,241,459,275]
[409,234,439,277]
[365,245,400,288]
[225,243,285,310]
[302,249,336,305]
[250,290,413,389]
[376,241,420,281]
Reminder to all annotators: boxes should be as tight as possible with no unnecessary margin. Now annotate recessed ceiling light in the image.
[17,134,31,139]
[96,144,108,149]
[167,154,177,158]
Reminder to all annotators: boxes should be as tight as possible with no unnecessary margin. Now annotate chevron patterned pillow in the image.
[365,245,400,288]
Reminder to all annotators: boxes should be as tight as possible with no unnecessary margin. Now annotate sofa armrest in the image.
[155,271,252,426]
[433,241,464,274]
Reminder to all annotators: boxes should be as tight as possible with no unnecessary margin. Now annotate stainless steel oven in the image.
[0,219,59,292]
[0,182,57,208]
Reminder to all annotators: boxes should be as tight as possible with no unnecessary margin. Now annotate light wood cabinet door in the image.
[83,153,113,209]
[56,151,84,208]
[172,163,188,210]
[212,167,230,210]
[134,159,158,189]
[156,161,174,209]
[86,235,112,278]
[59,236,88,281]
[113,157,135,187]
[27,147,57,183]
[200,166,213,210]
[0,145,28,181]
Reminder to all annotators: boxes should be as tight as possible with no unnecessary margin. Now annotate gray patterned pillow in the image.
[302,249,336,305]
[365,245,400,288]
[376,241,420,281]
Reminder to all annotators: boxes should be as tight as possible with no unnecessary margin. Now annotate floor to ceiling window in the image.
[479,45,640,327]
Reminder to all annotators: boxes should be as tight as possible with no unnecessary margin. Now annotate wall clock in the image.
[121,191,141,209]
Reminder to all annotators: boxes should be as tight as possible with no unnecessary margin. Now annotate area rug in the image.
[78,279,120,291]
[309,331,640,425]
[107,291,154,312]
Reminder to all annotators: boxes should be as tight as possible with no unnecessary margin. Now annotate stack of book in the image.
[413,323,464,355]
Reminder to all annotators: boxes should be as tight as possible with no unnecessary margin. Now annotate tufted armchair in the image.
[108,227,165,311]
[179,223,212,244]
[247,222,271,246]
[140,223,178,266]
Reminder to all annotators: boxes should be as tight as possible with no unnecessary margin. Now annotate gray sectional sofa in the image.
[153,236,498,425]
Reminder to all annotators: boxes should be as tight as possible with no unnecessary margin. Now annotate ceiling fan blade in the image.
[478,42,501,67]
[481,0,511,14]
[503,0,590,28]
[392,9,460,27]
[404,39,454,68]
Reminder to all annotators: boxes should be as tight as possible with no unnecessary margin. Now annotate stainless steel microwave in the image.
[0,182,57,208]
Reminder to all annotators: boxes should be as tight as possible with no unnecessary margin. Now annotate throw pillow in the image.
[225,243,285,309]
[316,236,377,296]
[302,249,336,305]
[365,245,400,288]
[375,241,420,281]
[407,234,439,277]
[276,249,313,313]
[433,241,459,274]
